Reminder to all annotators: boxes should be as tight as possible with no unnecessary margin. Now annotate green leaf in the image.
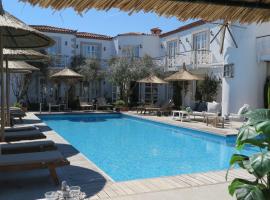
[245,109,270,125]
[228,179,266,200]
[229,154,249,168]
[236,126,258,149]
[255,121,270,135]
[249,152,270,178]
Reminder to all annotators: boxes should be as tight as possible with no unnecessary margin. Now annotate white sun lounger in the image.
[0,150,70,185]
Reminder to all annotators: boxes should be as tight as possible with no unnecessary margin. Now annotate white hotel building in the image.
[20,21,270,115]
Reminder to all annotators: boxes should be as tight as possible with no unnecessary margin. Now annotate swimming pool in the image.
[39,113,254,182]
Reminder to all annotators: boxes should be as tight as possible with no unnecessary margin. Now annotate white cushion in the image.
[207,102,221,113]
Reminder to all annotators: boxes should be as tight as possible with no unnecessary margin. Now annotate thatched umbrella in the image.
[50,68,83,109]
[23,0,270,23]
[3,50,47,126]
[165,63,203,106]
[137,75,167,104]
[3,61,41,125]
[0,1,54,141]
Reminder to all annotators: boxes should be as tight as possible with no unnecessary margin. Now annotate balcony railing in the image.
[153,50,212,71]
[256,35,270,62]
[49,55,72,68]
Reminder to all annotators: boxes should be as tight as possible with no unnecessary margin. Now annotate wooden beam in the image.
[173,0,270,9]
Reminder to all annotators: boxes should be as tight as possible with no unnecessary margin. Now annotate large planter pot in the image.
[22,107,27,112]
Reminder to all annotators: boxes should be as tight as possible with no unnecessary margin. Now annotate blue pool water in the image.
[39,113,254,181]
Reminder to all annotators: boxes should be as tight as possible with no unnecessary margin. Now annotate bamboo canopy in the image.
[4,61,40,72]
[165,69,204,81]
[137,75,167,84]
[4,49,49,61]
[50,68,83,79]
[22,0,270,23]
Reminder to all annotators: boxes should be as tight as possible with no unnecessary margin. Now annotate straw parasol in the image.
[50,68,83,109]
[0,1,54,141]
[137,75,167,104]
[3,50,47,126]
[23,0,270,23]
[165,63,204,106]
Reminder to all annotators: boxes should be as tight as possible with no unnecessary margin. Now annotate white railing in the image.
[154,50,212,71]
[256,35,270,62]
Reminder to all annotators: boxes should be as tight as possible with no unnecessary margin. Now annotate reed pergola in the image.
[21,0,270,23]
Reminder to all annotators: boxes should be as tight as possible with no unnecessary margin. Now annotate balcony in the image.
[49,54,72,68]
[154,50,212,71]
[256,35,270,62]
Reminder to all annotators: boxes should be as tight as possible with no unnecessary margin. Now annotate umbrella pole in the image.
[0,28,5,141]
[5,57,10,127]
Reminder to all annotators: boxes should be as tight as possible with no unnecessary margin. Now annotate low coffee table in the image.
[206,115,224,128]
[172,110,190,122]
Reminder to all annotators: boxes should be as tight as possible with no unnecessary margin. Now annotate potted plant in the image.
[114,100,128,112]
[227,109,270,200]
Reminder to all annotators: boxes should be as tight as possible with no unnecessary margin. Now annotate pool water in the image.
[39,113,254,181]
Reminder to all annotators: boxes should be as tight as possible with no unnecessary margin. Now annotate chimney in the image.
[150,27,162,35]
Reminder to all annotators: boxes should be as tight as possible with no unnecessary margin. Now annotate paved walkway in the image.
[0,112,246,200]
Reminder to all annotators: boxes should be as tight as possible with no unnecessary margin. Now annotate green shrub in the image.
[13,102,22,108]
[114,100,126,107]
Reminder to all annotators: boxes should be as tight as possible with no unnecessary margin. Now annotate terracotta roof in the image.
[160,20,206,38]
[117,32,154,36]
[31,25,76,34]
[76,32,112,40]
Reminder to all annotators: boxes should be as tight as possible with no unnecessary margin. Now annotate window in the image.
[81,43,101,59]
[193,31,209,65]
[65,41,68,46]
[167,40,177,58]
[122,45,140,58]
[47,37,61,55]
[223,63,234,78]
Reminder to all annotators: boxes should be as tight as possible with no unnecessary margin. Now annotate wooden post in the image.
[0,28,5,141]
[5,57,10,127]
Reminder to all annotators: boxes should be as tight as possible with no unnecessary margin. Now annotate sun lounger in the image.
[80,101,93,110]
[4,125,37,132]
[97,97,113,110]
[1,140,56,154]
[0,150,70,185]
[4,129,46,142]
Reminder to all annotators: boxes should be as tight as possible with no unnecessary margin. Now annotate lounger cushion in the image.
[0,150,64,166]
[1,140,55,152]
[5,125,36,132]
[207,102,221,113]
[4,130,46,141]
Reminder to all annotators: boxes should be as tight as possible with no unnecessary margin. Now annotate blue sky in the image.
[4,0,194,36]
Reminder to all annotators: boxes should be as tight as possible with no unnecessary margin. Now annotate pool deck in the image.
[0,112,249,200]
